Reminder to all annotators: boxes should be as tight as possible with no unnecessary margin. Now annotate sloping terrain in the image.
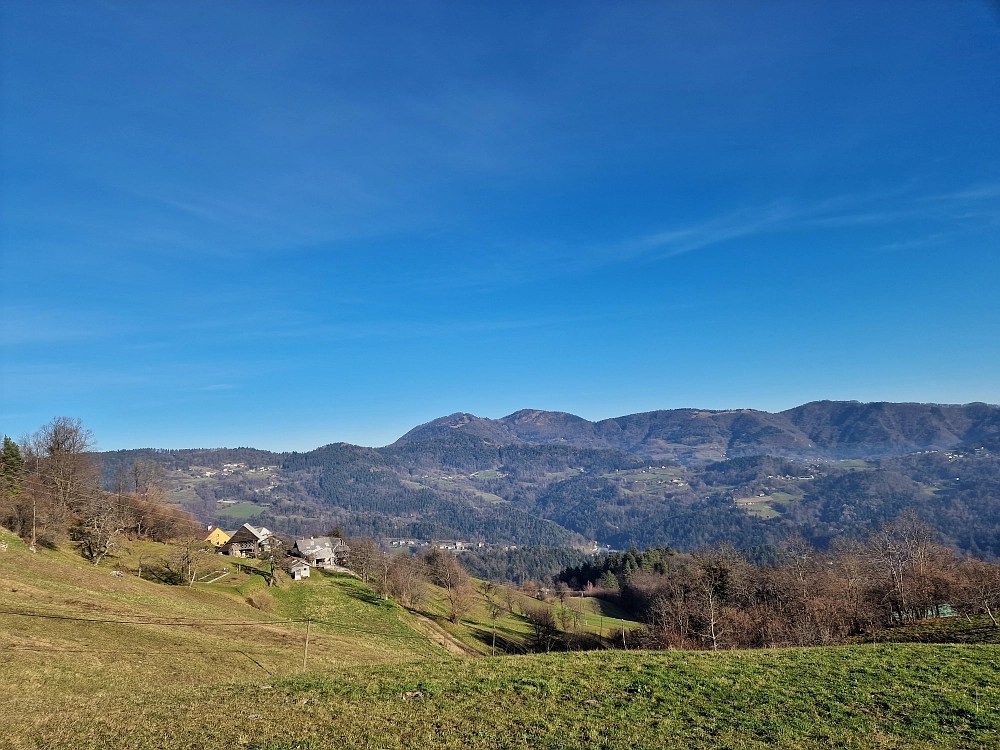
[3,524,999,750]
[6,636,1000,749]
[0,526,634,669]
[399,400,1000,461]
[0,529,443,683]
[782,400,1000,457]
[97,400,1000,556]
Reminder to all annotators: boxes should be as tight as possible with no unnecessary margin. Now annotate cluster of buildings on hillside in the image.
[198,463,278,478]
[386,538,490,552]
[201,523,502,583]
[201,523,350,581]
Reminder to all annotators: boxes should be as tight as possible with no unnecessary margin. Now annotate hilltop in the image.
[396,400,1000,461]
[94,400,1000,557]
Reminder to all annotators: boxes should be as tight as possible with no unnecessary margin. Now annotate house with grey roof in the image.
[290,536,350,569]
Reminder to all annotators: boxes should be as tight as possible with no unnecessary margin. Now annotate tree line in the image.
[346,539,480,623]
[0,418,200,562]
[459,545,592,585]
[558,511,1000,650]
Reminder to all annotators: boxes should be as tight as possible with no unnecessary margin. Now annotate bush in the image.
[247,589,275,612]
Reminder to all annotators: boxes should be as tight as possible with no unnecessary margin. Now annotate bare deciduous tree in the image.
[259,536,287,587]
[691,545,744,650]
[554,581,570,606]
[387,555,427,608]
[426,548,474,623]
[17,418,101,546]
[169,538,212,586]
[131,459,163,498]
[478,581,509,654]
[955,559,1000,627]
[29,417,98,512]
[347,537,383,585]
[867,511,953,623]
[524,603,560,652]
[74,495,132,565]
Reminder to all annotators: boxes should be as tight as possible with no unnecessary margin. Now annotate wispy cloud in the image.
[0,306,131,346]
[625,181,1000,262]
[920,183,1000,203]
[875,233,954,253]
[635,203,798,258]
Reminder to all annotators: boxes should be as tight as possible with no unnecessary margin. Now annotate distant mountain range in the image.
[100,400,1000,558]
[397,401,1000,461]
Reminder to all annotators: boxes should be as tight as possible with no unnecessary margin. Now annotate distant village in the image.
[198,462,278,478]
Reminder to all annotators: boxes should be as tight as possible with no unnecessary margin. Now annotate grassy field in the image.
[5,642,997,749]
[609,467,689,496]
[847,615,1000,645]
[0,529,444,685]
[216,500,268,519]
[414,585,640,656]
[474,491,507,504]
[471,469,501,480]
[2,527,999,749]
[738,491,801,519]
[741,500,781,519]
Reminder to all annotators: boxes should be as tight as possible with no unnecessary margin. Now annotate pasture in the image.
[2,528,997,749]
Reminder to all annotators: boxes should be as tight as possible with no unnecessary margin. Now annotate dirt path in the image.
[406,611,480,657]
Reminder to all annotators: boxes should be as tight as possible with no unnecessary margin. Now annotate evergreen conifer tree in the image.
[0,436,24,497]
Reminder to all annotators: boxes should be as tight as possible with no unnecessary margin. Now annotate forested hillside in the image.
[92,400,1000,557]
[398,401,1000,461]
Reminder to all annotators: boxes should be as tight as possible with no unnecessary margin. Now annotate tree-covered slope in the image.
[95,400,1000,555]
[399,400,1000,461]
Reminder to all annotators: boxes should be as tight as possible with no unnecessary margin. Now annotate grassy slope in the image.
[0,530,443,689]
[417,584,641,656]
[5,645,998,749]
[2,528,998,749]
[216,501,268,519]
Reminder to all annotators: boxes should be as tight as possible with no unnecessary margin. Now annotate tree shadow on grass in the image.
[328,576,393,608]
[467,624,532,655]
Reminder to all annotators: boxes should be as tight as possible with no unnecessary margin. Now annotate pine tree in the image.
[0,436,24,497]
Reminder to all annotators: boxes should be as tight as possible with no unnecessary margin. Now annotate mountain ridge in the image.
[395,400,1000,461]
[95,399,1000,556]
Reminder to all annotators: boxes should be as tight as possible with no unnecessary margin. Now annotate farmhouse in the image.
[220,523,274,558]
[290,536,350,569]
[202,525,231,547]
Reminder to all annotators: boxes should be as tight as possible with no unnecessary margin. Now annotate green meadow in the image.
[1,528,997,749]
[216,501,269,519]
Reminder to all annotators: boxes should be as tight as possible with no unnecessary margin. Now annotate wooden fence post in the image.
[302,619,311,673]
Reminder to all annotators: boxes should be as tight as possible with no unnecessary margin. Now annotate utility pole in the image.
[302,619,311,673]
[30,501,36,553]
[622,619,627,650]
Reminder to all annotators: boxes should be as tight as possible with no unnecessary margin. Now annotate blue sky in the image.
[1,1,998,451]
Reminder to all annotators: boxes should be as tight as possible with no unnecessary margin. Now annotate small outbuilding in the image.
[286,558,311,581]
